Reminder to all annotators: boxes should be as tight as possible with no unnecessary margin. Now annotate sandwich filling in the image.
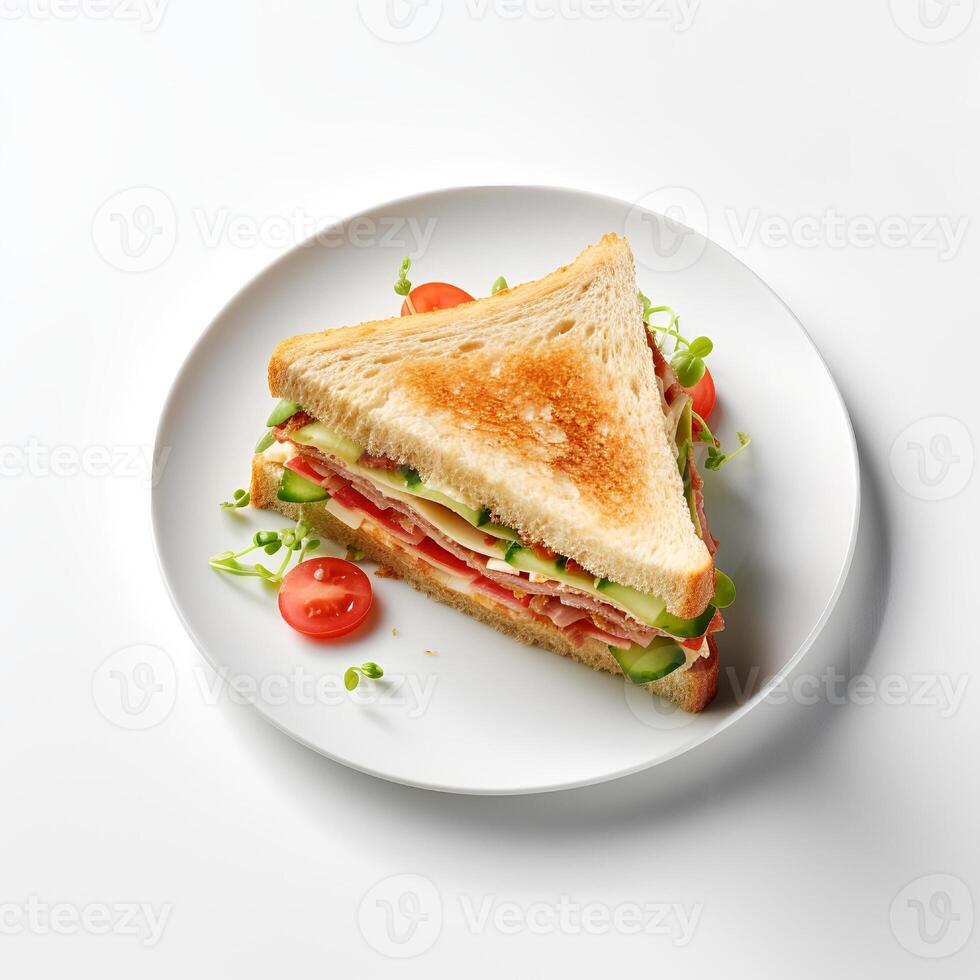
[261,343,724,676]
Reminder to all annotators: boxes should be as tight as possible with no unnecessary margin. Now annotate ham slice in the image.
[274,415,725,645]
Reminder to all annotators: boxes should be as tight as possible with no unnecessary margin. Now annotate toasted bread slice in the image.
[267,234,713,617]
[251,454,717,712]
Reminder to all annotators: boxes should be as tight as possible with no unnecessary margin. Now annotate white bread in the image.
[250,454,717,713]
[268,234,713,618]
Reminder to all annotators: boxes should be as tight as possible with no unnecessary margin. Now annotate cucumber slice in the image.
[292,422,363,465]
[277,467,329,503]
[267,399,302,427]
[654,604,716,638]
[675,400,693,474]
[683,472,701,535]
[482,523,520,541]
[388,466,484,526]
[255,430,275,453]
[611,638,686,684]
[503,545,714,638]
[595,579,667,626]
[505,544,569,580]
[712,569,736,609]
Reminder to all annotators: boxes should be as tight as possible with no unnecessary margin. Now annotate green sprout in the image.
[344,662,384,691]
[209,517,320,584]
[394,256,412,296]
[638,291,713,388]
[490,276,509,295]
[219,488,250,510]
[692,411,752,471]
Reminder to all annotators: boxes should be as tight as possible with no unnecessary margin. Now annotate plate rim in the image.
[151,182,861,795]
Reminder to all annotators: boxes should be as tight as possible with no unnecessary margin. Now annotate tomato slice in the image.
[414,537,480,581]
[330,484,426,545]
[401,282,475,316]
[284,456,328,485]
[684,365,716,423]
[278,558,373,638]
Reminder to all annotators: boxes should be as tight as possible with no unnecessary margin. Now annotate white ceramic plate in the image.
[153,186,859,795]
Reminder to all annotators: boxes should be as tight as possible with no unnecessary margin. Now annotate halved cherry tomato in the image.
[400,282,475,316]
[278,558,373,638]
[684,365,716,423]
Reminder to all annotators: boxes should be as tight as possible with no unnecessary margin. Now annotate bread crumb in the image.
[374,566,400,579]
[424,649,439,657]
[391,627,399,637]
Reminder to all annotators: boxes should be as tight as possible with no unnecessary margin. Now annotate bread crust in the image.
[265,234,714,617]
[251,454,717,713]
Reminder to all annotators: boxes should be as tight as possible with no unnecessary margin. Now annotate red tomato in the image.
[278,558,373,638]
[685,365,716,423]
[415,537,480,581]
[330,484,426,545]
[284,456,327,485]
[400,282,475,316]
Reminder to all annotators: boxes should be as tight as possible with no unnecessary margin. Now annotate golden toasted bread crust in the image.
[266,233,714,617]
[250,454,717,712]
[401,345,644,518]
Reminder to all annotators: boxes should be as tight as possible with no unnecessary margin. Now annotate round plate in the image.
[152,186,859,794]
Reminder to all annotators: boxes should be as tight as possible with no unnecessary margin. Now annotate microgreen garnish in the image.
[639,292,713,388]
[345,546,366,563]
[220,488,250,510]
[209,517,320,584]
[491,276,509,295]
[692,411,752,471]
[344,662,384,691]
[394,257,412,296]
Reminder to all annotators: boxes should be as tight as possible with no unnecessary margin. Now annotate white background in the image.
[1,0,978,975]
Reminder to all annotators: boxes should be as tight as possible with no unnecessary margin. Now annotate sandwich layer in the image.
[251,453,718,713]
[267,234,713,618]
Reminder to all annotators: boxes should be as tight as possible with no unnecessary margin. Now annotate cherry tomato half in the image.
[684,365,716,423]
[278,558,373,638]
[400,282,475,316]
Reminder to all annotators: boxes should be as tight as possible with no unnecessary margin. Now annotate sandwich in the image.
[249,234,733,712]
